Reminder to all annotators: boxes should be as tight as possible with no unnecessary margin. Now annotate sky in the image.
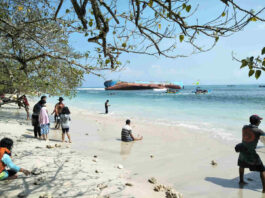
[67,1,265,87]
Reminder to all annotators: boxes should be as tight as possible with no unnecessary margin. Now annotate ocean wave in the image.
[77,88,105,91]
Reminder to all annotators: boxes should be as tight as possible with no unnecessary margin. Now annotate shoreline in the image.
[1,101,265,197]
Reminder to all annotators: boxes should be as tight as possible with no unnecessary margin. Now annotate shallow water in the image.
[48,84,265,143]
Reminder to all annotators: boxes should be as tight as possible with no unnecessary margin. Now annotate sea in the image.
[49,84,265,144]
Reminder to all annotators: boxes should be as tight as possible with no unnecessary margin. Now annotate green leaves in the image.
[255,70,261,79]
[239,47,265,79]
[182,4,191,12]
[249,70,254,77]
[179,35,184,42]
[148,0,153,7]
[215,37,219,42]
[122,43,127,48]
[240,59,248,68]
[105,59,110,64]
[262,47,265,55]
[250,17,257,22]
[186,5,191,12]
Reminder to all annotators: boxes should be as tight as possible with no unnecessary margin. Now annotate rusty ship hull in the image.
[104,80,182,90]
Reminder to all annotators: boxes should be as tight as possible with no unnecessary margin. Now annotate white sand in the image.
[1,101,265,198]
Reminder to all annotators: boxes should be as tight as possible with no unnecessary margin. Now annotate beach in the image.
[1,98,265,198]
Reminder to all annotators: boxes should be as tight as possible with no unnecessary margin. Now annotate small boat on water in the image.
[193,87,209,94]
[104,80,183,90]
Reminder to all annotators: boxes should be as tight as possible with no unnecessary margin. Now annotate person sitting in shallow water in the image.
[0,138,30,180]
[121,119,143,142]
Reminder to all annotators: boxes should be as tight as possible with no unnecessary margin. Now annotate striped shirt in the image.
[121,125,133,142]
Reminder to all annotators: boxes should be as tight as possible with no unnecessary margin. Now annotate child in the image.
[0,138,30,180]
[39,100,50,141]
[60,107,71,143]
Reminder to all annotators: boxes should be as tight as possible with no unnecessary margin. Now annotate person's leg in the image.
[260,171,265,192]
[26,109,29,120]
[239,167,247,184]
[66,132,71,143]
[55,119,60,129]
[62,130,65,142]
[38,126,41,138]
[33,125,38,138]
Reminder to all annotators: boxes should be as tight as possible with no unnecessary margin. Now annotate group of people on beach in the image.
[2,95,265,195]
[31,95,71,143]
[0,95,143,182]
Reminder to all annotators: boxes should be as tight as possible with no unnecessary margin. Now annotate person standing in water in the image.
[237,115,265,192]
[105,100,110,114]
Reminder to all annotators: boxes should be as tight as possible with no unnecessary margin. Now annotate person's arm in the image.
[2,154,30,175]
[259,129,265,136]
[54,104,59,115]
[129,128,143,141]
[130,133,143,141]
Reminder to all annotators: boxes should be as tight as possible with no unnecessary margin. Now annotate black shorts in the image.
[7,169,17,177]
[238,151,265,172]
[62,128,69,133]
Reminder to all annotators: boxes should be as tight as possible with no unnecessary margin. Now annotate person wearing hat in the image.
[238,115,265,192]
[52,97,65,129]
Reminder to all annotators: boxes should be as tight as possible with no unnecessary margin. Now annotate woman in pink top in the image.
[39,100,49,140]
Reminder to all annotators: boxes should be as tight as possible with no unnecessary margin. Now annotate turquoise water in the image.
[50,85,265,142]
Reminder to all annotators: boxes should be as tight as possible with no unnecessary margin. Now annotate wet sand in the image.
[69,106,265,198]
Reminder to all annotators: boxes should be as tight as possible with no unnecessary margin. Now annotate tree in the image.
[0,0,85,96]
[61,0,265,68]
[233,47,265,79]
[0,0,264,96]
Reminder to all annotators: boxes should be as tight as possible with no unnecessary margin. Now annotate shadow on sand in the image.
[22,134,62,143]
[205,172,263,193]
